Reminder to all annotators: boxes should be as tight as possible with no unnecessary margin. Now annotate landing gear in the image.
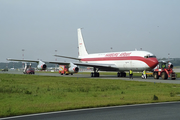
[91,68,100,77]
[91,72,99,77]
[117,72,126,77]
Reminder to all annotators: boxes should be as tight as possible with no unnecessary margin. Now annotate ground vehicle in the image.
[1,68,8,71]
[23,63,35,74]
[153,61,176,80]
[59,65,70,75]
[59,64,79,75]
[25,68,35,74]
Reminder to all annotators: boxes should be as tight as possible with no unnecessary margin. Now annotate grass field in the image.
[0,74,180,118]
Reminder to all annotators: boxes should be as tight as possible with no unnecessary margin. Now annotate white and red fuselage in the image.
[79,51,158,72]
[77,28,158,72]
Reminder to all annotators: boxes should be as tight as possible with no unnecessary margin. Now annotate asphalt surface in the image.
[2,102,180,120]
[1,70,180,84]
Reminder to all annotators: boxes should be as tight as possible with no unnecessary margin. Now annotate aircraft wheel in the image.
[97,72,99,77]
[91,72,99,77]
[117,72,120,77]
[124,73,126,77]
[122,72,126,77]
[94,72,99,77]
[91,72,94,77]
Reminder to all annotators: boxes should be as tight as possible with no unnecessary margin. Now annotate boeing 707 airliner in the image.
[7,28,158,77]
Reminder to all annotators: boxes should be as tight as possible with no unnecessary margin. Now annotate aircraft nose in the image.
[149,58,159,69]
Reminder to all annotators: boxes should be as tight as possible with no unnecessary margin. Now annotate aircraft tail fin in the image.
[77,28,88,57]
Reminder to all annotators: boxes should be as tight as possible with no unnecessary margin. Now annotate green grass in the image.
[0,74,180,118]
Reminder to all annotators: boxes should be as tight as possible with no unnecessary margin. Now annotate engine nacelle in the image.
[68,66,79,73]
[37,60,47,70]
[68,63,79,73]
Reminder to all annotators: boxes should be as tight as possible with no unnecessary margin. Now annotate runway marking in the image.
[2,101,180,120]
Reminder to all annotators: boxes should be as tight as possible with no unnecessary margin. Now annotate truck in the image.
[59,65,71,75]
[1,68,8,72]
[59,63,79,75]
[153,61,176,80]
[23,63,35,74]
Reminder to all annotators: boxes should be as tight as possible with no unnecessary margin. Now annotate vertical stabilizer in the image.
[77,28,88,57]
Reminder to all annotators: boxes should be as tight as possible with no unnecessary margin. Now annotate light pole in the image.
[22,49,25,70]
[55,50,57,71]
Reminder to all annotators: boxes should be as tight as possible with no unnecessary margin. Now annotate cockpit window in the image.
[149,55,156,58]
[144,55,156,58]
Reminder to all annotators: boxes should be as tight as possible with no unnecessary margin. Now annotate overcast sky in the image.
[0,0,180,62]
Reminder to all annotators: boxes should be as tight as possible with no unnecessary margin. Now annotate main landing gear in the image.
[117,72,126,77]
[91,67,100,77]
[90,68,127,78]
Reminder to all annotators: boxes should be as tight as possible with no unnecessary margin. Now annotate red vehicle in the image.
[153,61,176,80]
[59,65,70,75]
[59,64,79,75]
[23,63,35,74]
[25,68,35,74]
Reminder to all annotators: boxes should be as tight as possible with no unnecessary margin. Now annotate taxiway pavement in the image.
[2,102,180,120]
[0,70,180,84]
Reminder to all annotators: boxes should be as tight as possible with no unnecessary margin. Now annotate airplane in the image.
[7,28,159,77]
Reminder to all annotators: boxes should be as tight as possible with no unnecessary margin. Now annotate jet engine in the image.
[37,60,47,70]
[68,66,79,73]
[68,63,79,73]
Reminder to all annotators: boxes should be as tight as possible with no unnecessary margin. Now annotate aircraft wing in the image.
[54,55,119,71]
[7,58,71,65]
[49,61,73,65]
[54,55,81,60]
[7,58,119,71]
[74,62,119,71]
[50,61,119,71]
[7,58,40,63]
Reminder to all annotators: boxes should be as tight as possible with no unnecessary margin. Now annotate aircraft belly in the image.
[81,60,150,72]
[115,60,149,71]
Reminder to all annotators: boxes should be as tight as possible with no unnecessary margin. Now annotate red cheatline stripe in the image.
[80,56,158,69]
